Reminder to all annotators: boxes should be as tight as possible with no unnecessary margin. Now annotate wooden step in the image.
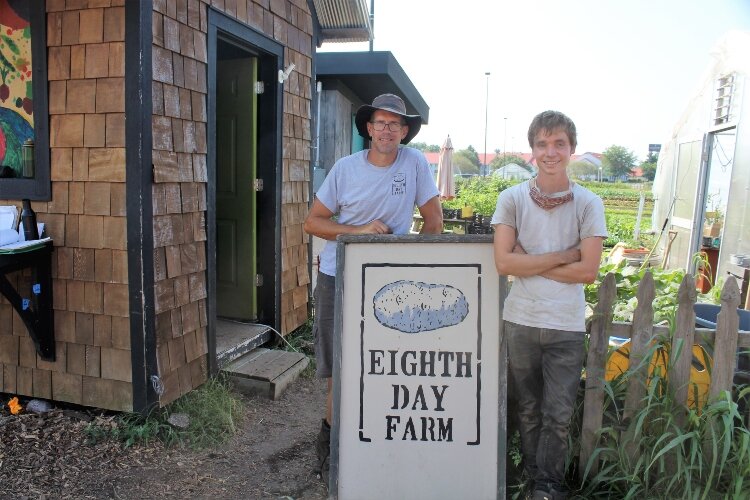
[223,347,309,400]
[216,319,273,368]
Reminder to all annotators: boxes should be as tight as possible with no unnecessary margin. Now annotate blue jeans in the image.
[505,321,585,493]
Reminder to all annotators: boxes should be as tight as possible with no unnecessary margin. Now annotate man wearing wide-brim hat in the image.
[303,93,443,485]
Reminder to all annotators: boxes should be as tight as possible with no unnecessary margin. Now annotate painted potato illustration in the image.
[372,280,468,333]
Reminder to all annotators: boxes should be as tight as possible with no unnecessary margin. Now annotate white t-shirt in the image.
[491,180,608,332]
[316,147,439,276]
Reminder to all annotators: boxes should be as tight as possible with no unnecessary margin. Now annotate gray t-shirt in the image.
[316,147,439,276]
[491,180,607,331]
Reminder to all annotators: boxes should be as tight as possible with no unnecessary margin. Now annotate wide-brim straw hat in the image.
[354,94,422,145]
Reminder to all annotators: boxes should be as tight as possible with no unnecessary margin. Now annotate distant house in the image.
[424,149,610,181]
[480,152,534,166]
[492,163,533,180]
[424,151,440,179]
[576,152,603,168]
[630,166,645,180]
[421,151,535,180]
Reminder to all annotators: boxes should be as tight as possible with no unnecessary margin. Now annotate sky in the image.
[319,0,750,161]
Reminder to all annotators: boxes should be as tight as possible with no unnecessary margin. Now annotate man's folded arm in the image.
[493,223,581,277]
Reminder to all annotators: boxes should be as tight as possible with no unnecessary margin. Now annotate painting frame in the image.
[0,0,50,201]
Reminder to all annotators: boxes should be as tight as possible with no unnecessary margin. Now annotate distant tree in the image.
[602,145,638,179]
[454,147,480,175]
[490,154,530,172]
[464,145,481,167]
[640,162,657,181]
[410,142,440,153]
[639,159,657,181]
[567,160,599,180]
[453,155,480,175]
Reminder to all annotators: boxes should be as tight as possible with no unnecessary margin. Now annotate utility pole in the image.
[483,72,490,176]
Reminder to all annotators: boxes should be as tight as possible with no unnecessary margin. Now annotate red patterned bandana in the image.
[529,178,574,210]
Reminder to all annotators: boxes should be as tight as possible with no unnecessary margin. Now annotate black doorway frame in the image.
[206,9,284,375]
[125,0,156,414]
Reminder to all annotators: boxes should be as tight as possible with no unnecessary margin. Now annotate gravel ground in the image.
[0,377,329,500]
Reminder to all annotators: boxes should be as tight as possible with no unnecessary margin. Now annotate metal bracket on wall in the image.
[0,241,55,361]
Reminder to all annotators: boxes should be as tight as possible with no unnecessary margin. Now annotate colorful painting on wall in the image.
[0,0,34,178]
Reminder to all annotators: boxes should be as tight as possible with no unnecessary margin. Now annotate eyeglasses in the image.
[370,121,404,132]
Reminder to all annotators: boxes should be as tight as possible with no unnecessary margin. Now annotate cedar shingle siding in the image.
[0,0,312,411]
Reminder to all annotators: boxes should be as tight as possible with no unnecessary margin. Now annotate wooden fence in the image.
[579,272,750,475]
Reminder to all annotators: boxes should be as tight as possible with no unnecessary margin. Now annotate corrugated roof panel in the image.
[312,0,372,42]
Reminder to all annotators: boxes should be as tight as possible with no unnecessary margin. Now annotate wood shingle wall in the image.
[277,0,313,335]
[1,0,133,410]
[1,0,313,412]
[151,0,313,406]
[151,0,211,406]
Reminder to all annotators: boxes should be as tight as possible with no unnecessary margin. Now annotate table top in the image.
[0,237,53,255]
[0,239,53,269]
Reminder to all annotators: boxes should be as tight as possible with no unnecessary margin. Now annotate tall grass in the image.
[168,374,245,448]
[571,340,750,498]
[85,375,244,449]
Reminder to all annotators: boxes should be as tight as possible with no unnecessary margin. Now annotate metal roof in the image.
[311,0,373,43]
[317,51,429,123]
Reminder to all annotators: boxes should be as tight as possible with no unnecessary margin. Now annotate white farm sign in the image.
[330,235,506,500]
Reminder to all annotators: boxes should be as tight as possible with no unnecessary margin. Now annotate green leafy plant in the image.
[506,430,531,500]
[442,176,515,215]
[603,213,654,248]
[440,177,655,246]
[585,261,686,326]
[585,259,725,327]
[85,411,178,449]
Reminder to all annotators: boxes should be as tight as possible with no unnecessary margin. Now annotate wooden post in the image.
[579,272,616,477]
[704,277,741,467]
[669,274,697,427]
[622,272,655,463]
[709,277,741,399]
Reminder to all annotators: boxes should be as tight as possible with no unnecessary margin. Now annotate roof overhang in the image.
[316,51,429,123]
[310,0,373,43]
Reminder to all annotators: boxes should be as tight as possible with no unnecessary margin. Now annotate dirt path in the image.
[1,377,329,500]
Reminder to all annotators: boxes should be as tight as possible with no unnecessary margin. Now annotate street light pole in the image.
[503,117,508,157]
[483,72,490,176]
[503,116,508,178]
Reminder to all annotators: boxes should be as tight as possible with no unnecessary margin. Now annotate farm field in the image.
[443,177,655,247]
